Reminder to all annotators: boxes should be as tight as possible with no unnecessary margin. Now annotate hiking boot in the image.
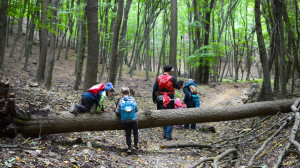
[70,104,78,114]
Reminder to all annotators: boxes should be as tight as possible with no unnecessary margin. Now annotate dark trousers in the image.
[122,122,139,149]
[184,101,196,129]
[78,96,94,112]
[157,98,175,138]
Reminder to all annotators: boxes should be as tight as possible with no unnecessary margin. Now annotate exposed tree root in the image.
[189,148,238,168]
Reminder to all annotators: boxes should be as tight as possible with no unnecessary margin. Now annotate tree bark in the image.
[43,0,57,90]
[0,0,8,68]
[12,98,297,137]
[64,0,75,60]
[118,0,133,81]
[272,0,287,98]
[255,0,273,101]
[83,0,99,91]
[169,0,177,78]
[281,1,300,76]
[74,3,87,91]
[23,18,36,71]
[203,0,214,84]
[9,15,24,58]
[109,0,124,86]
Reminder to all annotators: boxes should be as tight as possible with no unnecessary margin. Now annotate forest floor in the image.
[0,30,300,167]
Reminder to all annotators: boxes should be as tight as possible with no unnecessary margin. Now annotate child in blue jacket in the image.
[70,82,115,113]
[183,79,200,129]
[116,87,139,154]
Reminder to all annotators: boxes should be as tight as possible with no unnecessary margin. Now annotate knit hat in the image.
[104,82,115,92]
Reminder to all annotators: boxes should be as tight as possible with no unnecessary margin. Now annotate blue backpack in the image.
[120,98,137,122]
[192,95,200,107]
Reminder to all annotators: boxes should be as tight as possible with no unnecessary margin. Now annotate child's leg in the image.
[80,96,93,112]
[123,123,132,149]
[132,122,139,147]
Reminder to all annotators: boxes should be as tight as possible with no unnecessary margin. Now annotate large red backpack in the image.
[87,83,105,95]
[157,74,174,93]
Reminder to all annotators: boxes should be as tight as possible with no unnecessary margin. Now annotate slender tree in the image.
[0,0,9,68]
[203,0,214,84]
[109,0,124,86]
[74,1,86,91]
[169,0,178,78]
[36,0,49,84]
[118,0,133,81]
[43,0,57,90]
[272,0,287,98]
[65,0,75,60]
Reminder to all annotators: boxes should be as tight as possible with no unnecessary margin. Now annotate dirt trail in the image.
[200,83,251,107]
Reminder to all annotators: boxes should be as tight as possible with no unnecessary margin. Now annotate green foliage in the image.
[189,21,203,29]
[185,43,228,68]
[175,91,183,99]
[222,78,264,83]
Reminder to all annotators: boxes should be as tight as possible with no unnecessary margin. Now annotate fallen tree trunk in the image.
[0,77,298,137]
[16,98,296,137]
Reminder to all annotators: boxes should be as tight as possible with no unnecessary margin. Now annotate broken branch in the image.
[189,148,238,168]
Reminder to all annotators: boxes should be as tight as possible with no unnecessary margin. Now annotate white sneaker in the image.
[70,104,78,114]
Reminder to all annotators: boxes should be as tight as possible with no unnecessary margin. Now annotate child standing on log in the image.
[115,87,139,154]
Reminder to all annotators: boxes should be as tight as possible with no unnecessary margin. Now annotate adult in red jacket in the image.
[152,65,183,140]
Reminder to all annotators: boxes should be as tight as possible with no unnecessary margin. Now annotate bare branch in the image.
[160,143,216,149]
[189,148,238,168]
[248,115,294,167]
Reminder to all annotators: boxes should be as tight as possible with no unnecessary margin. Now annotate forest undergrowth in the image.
[0,31,300,167]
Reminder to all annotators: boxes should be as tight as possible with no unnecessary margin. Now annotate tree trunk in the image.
[272,0,287,98]
[64,0,75,60]
[118,0,133,81]
[75,0,81,54]
[83,0,99,91]
[0,0,8,68]
[203,0,214,84]
[74,3,86,91]
[23,19,36,71]
[56,28,68,61]
[193,0,203,83]
[281,2,300,76]
[109,0,124,86]
[169,0,177,78]
[9,16,24,58]
[43,0,57,90]
[35,2,46,81]
[11,98,297,138]
[255,0,273,101]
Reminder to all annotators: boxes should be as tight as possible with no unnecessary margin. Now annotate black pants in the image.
[79,95,94,112]
[122,122,139,148]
